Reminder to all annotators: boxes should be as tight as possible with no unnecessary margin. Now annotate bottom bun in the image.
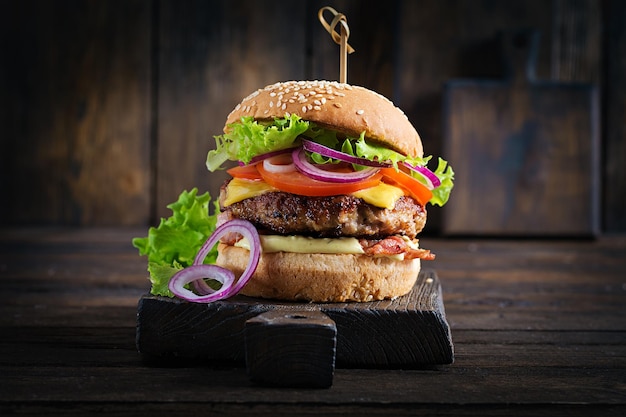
[216,243,421,302]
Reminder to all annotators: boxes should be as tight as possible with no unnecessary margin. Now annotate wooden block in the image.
[136,269,453,367]
[245,311,336,388]
[442,30,599,236]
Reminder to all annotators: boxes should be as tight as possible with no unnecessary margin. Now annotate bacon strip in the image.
[359,236,435,260]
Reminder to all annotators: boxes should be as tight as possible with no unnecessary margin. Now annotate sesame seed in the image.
[281,103,286,110]
[314,99,321,105]
[314,106,321,111]
[270,92,276,97]
[302,105,307,113]
[269,101,274,108]
[356,109,364,115]
[334,103,342,108]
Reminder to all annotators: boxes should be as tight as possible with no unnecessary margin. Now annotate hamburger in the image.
[202,80,454,302]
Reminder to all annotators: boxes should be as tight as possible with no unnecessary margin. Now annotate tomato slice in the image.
[380,168,432,206]
[257,164,383,196]
[227,164,263,181]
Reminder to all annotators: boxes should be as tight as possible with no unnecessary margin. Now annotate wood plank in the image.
[0,0,152,226]
[1,229,625,414]
[397,0,555,233]
[551,0,602,83]
[1,0,622,236]
[442,29,599,236]
[3,327,624,369]
[136,270,454,367]
[1,362,624,405]
[1,403,623,417]
[2,231,625,331]
[245,310,337,387]
[155,0,307,221]
[604,0,626,232]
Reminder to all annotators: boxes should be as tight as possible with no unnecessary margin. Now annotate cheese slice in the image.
[235,235,365,254]
[222,178,278,206]
[351,182,405,209]
[233,234,418,260]
[223,177,405,209]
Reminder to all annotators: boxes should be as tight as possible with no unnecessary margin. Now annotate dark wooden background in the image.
[1,0,624,235]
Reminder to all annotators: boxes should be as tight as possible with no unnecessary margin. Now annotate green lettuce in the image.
[306,131,423,170]
[132,188,219,297]
[353,133,427,168]
[206,115,455,206]
[206,114,309,171]
[428,157,455,207]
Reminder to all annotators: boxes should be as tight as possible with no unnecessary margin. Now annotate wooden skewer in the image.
[340,23,348,83]
[318,6,355,84]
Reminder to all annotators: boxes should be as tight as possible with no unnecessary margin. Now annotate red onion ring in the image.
[400,162,441,189]
[292,148,380,183]
[262,153,296,173]
[168,265,235,303]
[238,147,298,166]
[302,139,392,167]
[169,219,262,302]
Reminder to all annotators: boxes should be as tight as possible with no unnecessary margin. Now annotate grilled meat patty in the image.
[219,183,427,239]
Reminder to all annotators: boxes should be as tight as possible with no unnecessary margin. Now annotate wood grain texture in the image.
[442,30,599,236]
[1,228,625,415]
[1,0,624,234]
[136,269,454,367]
[0,0,152,226]
[155,0,307,221]
[604,0,626,232]
[551,0,602,83]
[245,310,336,388]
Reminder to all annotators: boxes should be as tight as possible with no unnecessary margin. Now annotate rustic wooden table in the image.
[1,228,624,416]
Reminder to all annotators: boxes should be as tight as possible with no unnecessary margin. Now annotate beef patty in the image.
[219,184,427,239]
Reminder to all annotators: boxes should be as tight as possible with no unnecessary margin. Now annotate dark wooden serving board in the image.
[442,30,599,236]
[136,269,453,386]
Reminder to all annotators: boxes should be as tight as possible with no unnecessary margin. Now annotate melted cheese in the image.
[351,182,405,209]
[235,235,365,254]
[234,235,416,260]
[223,178,405,209]
[222,178,278,206]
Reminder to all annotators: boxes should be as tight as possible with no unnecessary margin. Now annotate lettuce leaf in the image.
[353,133,428,169]
[206,114,309,171]
[132,188,219,297]
[429,158,455,207]
[206,115,455,206]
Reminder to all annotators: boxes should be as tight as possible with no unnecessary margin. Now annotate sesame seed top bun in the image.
[225,80,423,158]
